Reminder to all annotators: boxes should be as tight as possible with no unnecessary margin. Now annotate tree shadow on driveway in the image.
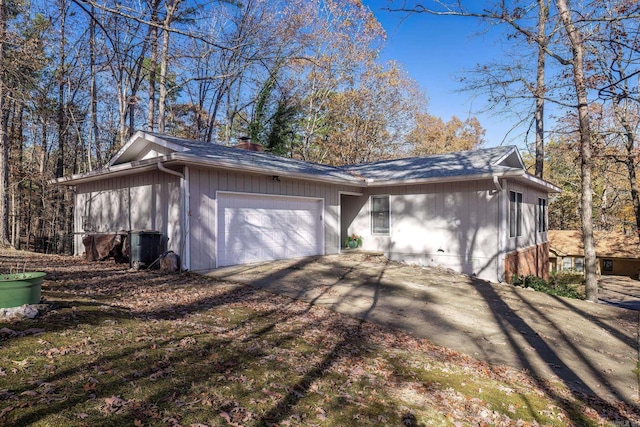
[209,254,640,418]
[473,277,636,422]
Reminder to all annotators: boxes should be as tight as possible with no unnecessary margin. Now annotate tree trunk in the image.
[56,0,68,254]
[158,23,169,133]
[89,4,98,168]
[555,0,598,302]
[56,0,66,179]
[534,0,548,178]
[147,0,159,132]
[0,0,10,246]
[158,1,181,133]
[618,108,640,242]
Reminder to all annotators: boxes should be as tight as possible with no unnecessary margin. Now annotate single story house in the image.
[549,229,640,277]
[55,131,560,282]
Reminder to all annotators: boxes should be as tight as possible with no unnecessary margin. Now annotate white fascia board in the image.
[54,154,362,187]
[106,131,191,167]
[169,153,364,187]
[518,173,562,193]
[106,131,146,167]
[364,170,561,193]
[142,132,192,153]
[51,158,163,185]
[493,146,525,169]
[54,152,561,193]
[363,171,516,187]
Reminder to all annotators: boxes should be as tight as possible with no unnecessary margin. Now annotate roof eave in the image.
[363,169,560,191]
[106,131,191,167]
[363,171,505,187]
[493,146,525,169]
[168,153,364,186]
[53,148,562,192]
[53,153,366,187]
[517,172,562,193]
[51,158,163,185]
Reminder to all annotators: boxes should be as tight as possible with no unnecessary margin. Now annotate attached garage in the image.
[56,131,560,282]
[216,192,324,267]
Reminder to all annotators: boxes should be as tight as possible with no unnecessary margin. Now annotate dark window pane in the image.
[509,192,517,237]
[372,196,389,234]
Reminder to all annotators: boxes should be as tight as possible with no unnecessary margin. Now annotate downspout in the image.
[493,175,503,192]
[157,161,190,271]
[493,175,504,282]
[157,161,183,179]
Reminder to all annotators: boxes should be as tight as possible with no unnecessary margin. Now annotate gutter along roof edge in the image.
[51,153,365,187]
[53,153,561,193]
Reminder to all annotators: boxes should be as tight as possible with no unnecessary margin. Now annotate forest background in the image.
[0,0,637,281]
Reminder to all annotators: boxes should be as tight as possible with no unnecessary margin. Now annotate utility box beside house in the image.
[128,230,163,270]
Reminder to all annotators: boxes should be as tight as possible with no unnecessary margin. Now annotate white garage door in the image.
[217,193,324,267]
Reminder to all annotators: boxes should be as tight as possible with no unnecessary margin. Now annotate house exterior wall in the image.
[345,179,502,281]
[552,255,639,277]
[504,180,549,253]
[188,167,361,271]
[501,180,550,282]
[73,170,182,257]
[600,258,640,277]
[504,242,549,282]
[344,179,551,283]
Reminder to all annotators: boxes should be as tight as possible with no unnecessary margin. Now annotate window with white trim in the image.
[371,195,390,234]
[538,198,547,232]
[509,191,523,238]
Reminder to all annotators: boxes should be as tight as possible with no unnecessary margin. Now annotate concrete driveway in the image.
[206,253,639,406]
[599,275,640,311]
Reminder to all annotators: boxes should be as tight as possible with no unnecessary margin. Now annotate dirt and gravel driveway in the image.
[206,252,640,405]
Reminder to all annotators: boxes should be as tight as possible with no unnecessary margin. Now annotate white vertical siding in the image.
[345,180,501,281]
[505,180,549,253]
[74,170,182,256]
[188,168,359,271]
[73,161,551,279]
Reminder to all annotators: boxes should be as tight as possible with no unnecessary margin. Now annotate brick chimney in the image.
[234,136,264,152]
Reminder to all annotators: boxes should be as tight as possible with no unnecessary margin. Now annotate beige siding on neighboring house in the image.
[346,180,501,280]
[188,168,360,271]
[74,170,182,256]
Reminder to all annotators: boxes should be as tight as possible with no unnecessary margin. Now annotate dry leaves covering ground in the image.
[0,249,638,427]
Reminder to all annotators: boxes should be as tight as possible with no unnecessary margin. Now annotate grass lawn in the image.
[0,249,638,426]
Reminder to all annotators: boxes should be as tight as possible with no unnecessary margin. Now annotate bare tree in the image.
[390,1,553,176]
[0,0,8,246]
[389,0,604,300]
[533,0,548,177]
[146,0,160,132]
[158,0,183,132]
[554,0,597,301]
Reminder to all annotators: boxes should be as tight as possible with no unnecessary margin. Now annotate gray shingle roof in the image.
[148,133,521,184]
[341,146,519,182]
[145,132,362,183]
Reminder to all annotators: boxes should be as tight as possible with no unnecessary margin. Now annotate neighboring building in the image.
[54,131,560,283]
[549,230,640,277]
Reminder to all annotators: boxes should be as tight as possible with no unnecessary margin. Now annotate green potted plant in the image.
[344,233,363,249]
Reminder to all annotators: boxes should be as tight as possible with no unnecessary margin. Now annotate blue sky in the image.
[363,1,526,148]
